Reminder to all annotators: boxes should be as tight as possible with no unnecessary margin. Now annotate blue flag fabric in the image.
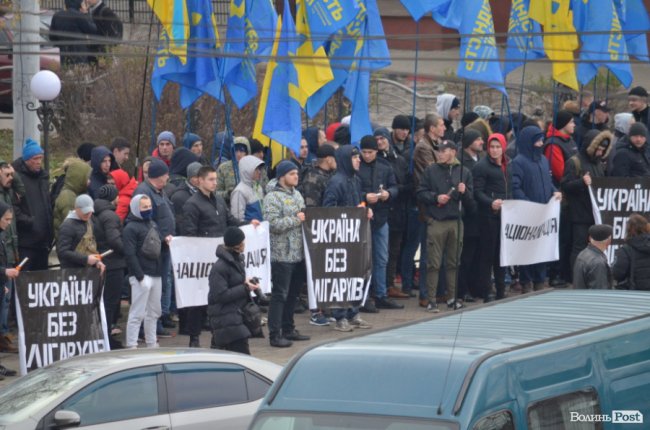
[152,0,224,108]
[261,0,302,155]
[400,0,506,94]
[303,0,358,51]
[221,0,277,109]
[399,0,449,22]
[504,0,545,75]
[345,0,391,144]
[616,0,650,62]
[572,0,633,87]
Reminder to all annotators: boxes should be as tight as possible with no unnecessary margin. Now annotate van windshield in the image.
[250,411,459,430]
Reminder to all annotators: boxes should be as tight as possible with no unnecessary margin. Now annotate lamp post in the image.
[27,70,61,173]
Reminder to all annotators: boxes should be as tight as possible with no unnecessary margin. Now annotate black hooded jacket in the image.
[88,146,114,199]
[12,158,53,249]
[609,137,650,178]
[358,157,398,230]
[323,146,362,207]
[181,190,243,237]
[417,158,475,222]
[92,198,125,270]
[207,245,251,346]
[123,204,162,280]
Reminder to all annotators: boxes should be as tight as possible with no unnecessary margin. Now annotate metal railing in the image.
[39,0,230,25]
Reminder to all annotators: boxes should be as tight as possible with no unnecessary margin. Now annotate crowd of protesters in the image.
[0,85,649,377]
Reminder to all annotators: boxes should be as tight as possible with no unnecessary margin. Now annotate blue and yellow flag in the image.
[504,0,545,75]
[529,0,579,90]
[616,0,650,62]
[152,0,224,108]
[222,0,278,109]
[147,0,188,63]
[571,0,632,88]
[399,0,449,22]
[345,0,391,144]
[294,0,334,107]
[253,0,302,155]
[302,0,359,50]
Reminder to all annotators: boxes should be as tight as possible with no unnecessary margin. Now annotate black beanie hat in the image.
[316,144,336,158]
[629,122,648,138]
[391,115,411,130]
[360,135,378,150]
[97,184,118,202]
[629,86,649,98]
[76,142,96,162]
[461,112,480,128]
[553,110,574,130]
[224,226,245,247]
[462,129,482,149]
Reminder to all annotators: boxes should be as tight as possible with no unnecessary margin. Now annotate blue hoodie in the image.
[511,126,556,203]
[322,145,362,207]
[302,127,320,163]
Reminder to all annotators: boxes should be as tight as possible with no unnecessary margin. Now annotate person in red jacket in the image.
[544,110,577,187]
[110,169,137,221]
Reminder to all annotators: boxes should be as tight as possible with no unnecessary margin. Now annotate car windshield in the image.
[250,412,459,430]
[0,365,92,424]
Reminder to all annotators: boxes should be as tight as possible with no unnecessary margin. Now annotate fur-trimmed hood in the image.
[582,129,614,161]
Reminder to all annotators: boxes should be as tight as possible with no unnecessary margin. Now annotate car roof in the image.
[265,290,650,419]
[53,347,282,379]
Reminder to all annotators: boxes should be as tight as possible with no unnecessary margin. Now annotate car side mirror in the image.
[53,410,81,428]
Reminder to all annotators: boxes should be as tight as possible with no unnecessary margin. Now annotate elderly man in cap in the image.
[572,224,613,289]
[56,194,105,273]
[575,100,610,148]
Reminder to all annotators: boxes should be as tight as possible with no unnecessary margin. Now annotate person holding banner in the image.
[323,146,373,332]
[511,126,562,293]
[561,129,613,272]
[263,161,311,347]
[123,195,163,349]
[417,141,474,312]
[0,201,19,370]
[472,133,511,302]
[208,227,259,354]
[181,166,247,348]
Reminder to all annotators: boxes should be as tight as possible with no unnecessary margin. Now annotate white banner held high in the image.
[171,222,271,308]
[500,198,561,266]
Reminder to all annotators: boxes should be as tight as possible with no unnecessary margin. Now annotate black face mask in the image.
[140,209,153,220]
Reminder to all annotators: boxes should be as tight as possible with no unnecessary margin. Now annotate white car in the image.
[0,348,281,429]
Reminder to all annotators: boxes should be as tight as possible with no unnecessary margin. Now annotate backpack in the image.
[50,174,66,211]
[140,222,162,260]
[240,297,264,338]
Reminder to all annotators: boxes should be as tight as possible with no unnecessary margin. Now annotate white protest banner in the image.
[302,207,372,309]
[15,268,109,375]
[500,198,561,266]
[171,222,271,308]
[589,177,650,263]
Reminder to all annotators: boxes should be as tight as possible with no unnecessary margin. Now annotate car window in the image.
[165,362,249,412]
[246,370,272,400]
[528,388,603,430]
[473,410,515,430]
[60,365,162,426]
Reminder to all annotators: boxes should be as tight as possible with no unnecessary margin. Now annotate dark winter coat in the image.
[207,245,251,346]
[511,126,557,203]
[472,150,512,219]
[298,164,332,207]
[133,180,176,238]
[358,157,398,230]
[460,150,482,237]
[170,181,197,234]
[561,130,613,224]
[574,114,608,149]
[379,148,411,232]
[323,145,363,207]
[12,158,53,250]
[50,8,98,65]
[417,159,475,221]
[91,1,122,47]
[181,190,242,237]
[573,244,612,289]
[123,213,162,280]
[88,146,114,199]
[57,216,93,268]
[612,234,650,291]
[544,128,578,187]
[0,230,8,287]
[609,137,650,178]
[92,199,125,270]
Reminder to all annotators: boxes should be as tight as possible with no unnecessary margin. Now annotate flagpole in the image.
[134,0,158,177]
[409,20,420,174]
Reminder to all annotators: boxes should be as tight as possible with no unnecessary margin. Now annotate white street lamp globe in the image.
[30,70,61,101]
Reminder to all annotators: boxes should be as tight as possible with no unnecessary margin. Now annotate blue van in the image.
[249,290,650,429]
